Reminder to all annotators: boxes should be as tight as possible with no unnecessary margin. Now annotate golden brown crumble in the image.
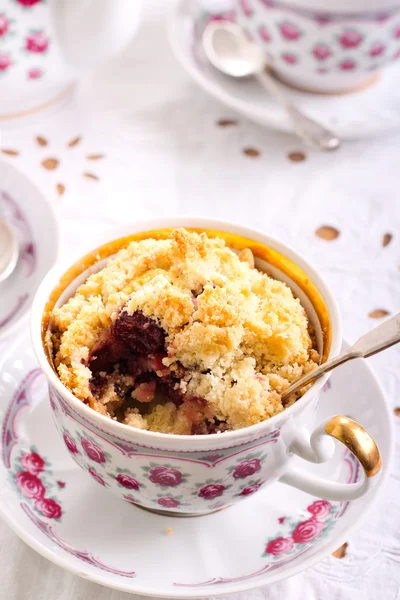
[51,229,318,434]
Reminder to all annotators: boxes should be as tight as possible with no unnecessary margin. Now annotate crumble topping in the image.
[51,228,318,434]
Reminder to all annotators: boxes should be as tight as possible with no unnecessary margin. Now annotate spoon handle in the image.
[282,312,400,401]
[255,72,340,152]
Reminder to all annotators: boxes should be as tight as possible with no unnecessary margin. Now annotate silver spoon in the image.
[202,21,340,152]
[0,219,19,283]
[282,312,400,402]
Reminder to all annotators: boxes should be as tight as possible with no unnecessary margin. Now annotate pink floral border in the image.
[1,369,42,468]
[50,385,281,462]
[21,503,136,578]
[173,451,360,587]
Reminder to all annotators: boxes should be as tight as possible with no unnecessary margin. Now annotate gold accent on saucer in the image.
[41,228,332,365]
[325,415,382,478]
[0,83,75,122]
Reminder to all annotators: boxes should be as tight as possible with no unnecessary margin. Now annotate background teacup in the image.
[0,0,142,121]
[32,218,382,515]
[225,0,400,93]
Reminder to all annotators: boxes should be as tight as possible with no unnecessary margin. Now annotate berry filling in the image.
[88,310,229,434]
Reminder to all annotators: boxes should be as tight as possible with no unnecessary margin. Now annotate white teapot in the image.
[0,0,142,121]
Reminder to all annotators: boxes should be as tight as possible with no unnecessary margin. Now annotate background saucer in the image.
[169,0,400,140]
[0,336,393,597]
[0,159,58,340]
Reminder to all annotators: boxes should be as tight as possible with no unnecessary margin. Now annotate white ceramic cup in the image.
[0,0,142,121]
[31,218,382,516]
[226,0,400,93]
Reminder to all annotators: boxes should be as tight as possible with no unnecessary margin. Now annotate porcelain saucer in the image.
[169,0,400,141]
[0,159,58,341]
[0,335,392,597]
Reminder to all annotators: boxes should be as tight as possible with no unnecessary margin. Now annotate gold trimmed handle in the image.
[325,415,382,478]
[280,414,383,501]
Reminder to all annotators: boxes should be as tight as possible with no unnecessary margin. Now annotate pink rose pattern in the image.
[369,43,385,57]
[158,497,181,508]
[81,437,106,464]
[14,450,63,520]
[16,0,42,6]
[279,22,302,41]
[20,452,45,475]
[16,471,45,499]
[240,0,253,18]
[339,30,363,49]
[240,482,263,496]
[116,473,140,490]
[63,432,78,455]
[264,500,333,559]
[25,32,49,53]
[0,14,9,37]
[198,484,225,499]
[307,499,331,520]
[35,497,62,519]
[259,25,271,43]
[0,54,11,71]
[312,44,331,61]
[27,67,43,79]
[233,458,261,479]
[149,466,182,487]
[282,52,297,65]
[265,536,294,556]
[339,59,356,71]
[292,518,325,543]
[88,467,106,487]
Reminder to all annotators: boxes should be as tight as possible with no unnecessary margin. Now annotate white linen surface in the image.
[0,1,399,598]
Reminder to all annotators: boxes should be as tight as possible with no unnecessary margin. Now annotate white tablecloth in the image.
[1,1,399,598]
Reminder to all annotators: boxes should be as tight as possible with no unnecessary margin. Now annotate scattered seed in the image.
[166,528,173,535]
[368,309,390,319]
[217,118,238,127]
[41,157,59,171]
[86,153,105,160]
[56,184,65,196]
[36,135,48,147]
[383,233,393,247]
[288,150,306,163]
[315,226,340,241]
[332,542,348,559]
[393,407,400,417]
[83,172,99,181]
[1,148,19,156]
[67,136,81,148]
[243,147,261,158]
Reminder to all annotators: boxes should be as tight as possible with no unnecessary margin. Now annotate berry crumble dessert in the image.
[50,229,319,434]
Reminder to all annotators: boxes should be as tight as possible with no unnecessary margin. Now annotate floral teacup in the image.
[0,0,141,120]
[211,0,400,93]
[31,218,382,515]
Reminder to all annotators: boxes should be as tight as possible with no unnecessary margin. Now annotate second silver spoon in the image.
[202,21,340,152]
[282,312,400,402]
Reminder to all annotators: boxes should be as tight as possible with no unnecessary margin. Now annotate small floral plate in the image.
[0,335,392,597]
[0,159,58,340]
[169,0,400,140]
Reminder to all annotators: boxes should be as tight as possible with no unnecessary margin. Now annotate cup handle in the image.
[280,415,382,501]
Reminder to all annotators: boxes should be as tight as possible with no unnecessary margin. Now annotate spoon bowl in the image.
[0,219,19,283]
[202,21,340,151]
[203,21,265,78]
